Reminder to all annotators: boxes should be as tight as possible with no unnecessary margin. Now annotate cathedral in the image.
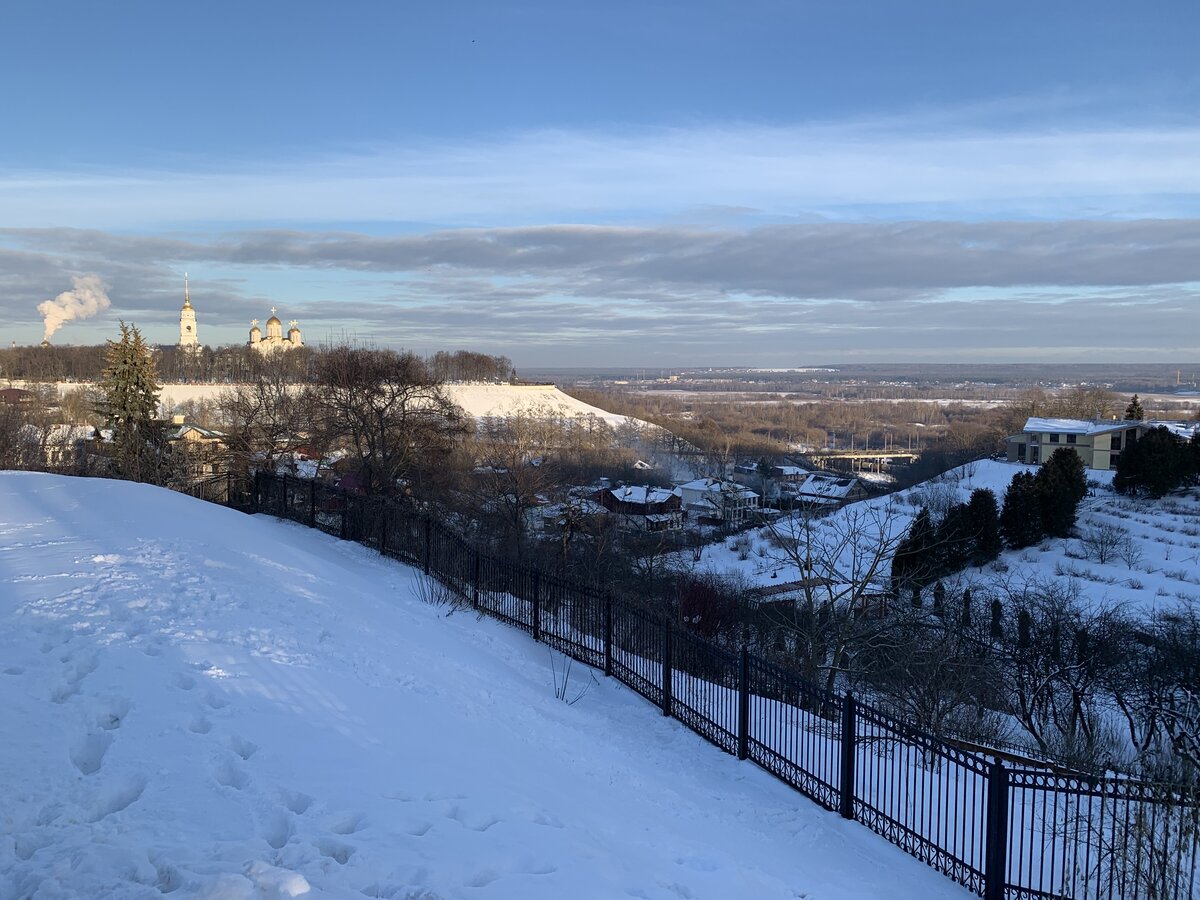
[176,276,304,353]
[249,308,303,353]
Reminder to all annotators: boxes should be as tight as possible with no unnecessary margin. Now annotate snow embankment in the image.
[0,473,966,900]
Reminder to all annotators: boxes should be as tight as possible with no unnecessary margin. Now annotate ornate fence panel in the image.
[609,600,666,708]
[1005,768,1200,900]
[744,655,843,813]
[671,631,740,755]
[852,700,991,896]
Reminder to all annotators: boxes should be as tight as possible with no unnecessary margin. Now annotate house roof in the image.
[1145,420,1200,440]
[675,478,758,499]
[1023,417,1132,436]
[606,485,676,505]
[794,472,860,502]
[166,423,226,441]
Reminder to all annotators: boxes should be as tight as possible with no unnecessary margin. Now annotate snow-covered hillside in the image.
[0,473,967,899]
[694,460,1200,618]
[35,381,643,430]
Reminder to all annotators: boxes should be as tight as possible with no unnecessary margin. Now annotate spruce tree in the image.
[1036,447,1088,538]
[98,322,163,482]
[1124,394,1145,421]
[1001,471,1044,548]
[1114,425,1192,498]
[966,488,1002,566]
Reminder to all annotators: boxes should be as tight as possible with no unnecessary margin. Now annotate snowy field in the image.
[693,459,1200,618]
[0,473,967,900]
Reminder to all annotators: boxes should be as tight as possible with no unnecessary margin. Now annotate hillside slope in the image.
[695,460,1200,618]
[0,473,966,899]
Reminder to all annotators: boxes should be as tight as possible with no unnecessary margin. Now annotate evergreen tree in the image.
[1124,394,1145,421]
[965,488,1002,566]
[1114,425,1194,498]
[98,322,163,482]
[1001,471,1044,549]
[1036,447,1088,538]
[891,507,937,595]
[935,502,970,574]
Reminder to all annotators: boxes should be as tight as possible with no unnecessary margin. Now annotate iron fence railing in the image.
[183,471,1200,900]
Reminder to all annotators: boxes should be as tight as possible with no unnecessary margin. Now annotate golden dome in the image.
[266,316,282,327]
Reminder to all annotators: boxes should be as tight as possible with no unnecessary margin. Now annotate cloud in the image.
[1,120,1199,228]
[1,222,1197,365]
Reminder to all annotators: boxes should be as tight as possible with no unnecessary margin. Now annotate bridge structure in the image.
[799,449,920,471]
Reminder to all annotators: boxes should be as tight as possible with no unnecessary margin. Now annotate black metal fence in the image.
[205,471,1200,899]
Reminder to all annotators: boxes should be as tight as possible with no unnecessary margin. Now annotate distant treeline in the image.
[0,343,514,386]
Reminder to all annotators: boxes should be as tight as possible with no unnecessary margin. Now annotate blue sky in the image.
[2,1,1199,366]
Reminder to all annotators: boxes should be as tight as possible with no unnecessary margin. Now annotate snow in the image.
[0,472,967,899]
[1023,417,1129,435]
[689,459,1200,619]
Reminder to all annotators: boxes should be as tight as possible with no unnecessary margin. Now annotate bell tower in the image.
[179,274,199,350]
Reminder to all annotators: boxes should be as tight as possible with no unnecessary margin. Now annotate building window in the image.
[1112,434,1122,451]
[1017,443,1027,462]
[1049,434,1060,443]
[1066,434,1076,444]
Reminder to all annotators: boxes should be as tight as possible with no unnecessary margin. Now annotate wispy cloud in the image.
[2,119,1200,228]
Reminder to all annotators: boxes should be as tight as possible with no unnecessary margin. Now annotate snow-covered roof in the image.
[1145,420,1200,440]
[1023,417,1131,436]
[795,473,859,500]
[675,478,758,499]
[607,485,676,505]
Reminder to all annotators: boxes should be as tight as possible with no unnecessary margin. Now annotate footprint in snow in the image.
[86,773,146,822]
[70,731,113,776]
[228,735,258,760]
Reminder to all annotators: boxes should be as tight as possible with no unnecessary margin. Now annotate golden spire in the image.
[183,272,192,309]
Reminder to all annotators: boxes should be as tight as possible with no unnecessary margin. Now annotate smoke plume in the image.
[37,275,111,342]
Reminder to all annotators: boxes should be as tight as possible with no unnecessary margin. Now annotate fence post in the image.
[984,761,1010,900]
[839,693,857,820]
[423,516,431,575]
[309,479,316,527]
[603,593,613,678]
[531,570,542,641]
[737,647,750,760]
[379,505,388,554]
[253,470,262,511]
[283,475,290,517]
[661,622,673,717]
[472,547,481,609]
[340,490,349,540]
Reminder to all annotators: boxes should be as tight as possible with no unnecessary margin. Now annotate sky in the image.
[2,0,1199,367]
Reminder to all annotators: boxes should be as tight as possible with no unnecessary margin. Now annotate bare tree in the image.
[759,500,910,698]
[304,346,466,500]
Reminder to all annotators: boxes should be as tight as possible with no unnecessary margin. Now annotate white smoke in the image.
[37,275,111,342]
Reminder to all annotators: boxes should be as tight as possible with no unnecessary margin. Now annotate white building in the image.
[178,275,199,350]
[674,478,759,525]
[249,308,304,354]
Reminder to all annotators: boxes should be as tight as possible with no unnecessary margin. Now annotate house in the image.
[0,387,35,406]
[19,423,98,469]
[1007,417,1141,470]
[674,478,759,525]
[1007,417,1200,470]
[785,472,866,507]
[594,485,683,532]
[165,416,228,477]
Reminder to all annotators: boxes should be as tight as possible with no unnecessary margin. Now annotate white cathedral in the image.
[249,308,303,353]
[176,276,303,353]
